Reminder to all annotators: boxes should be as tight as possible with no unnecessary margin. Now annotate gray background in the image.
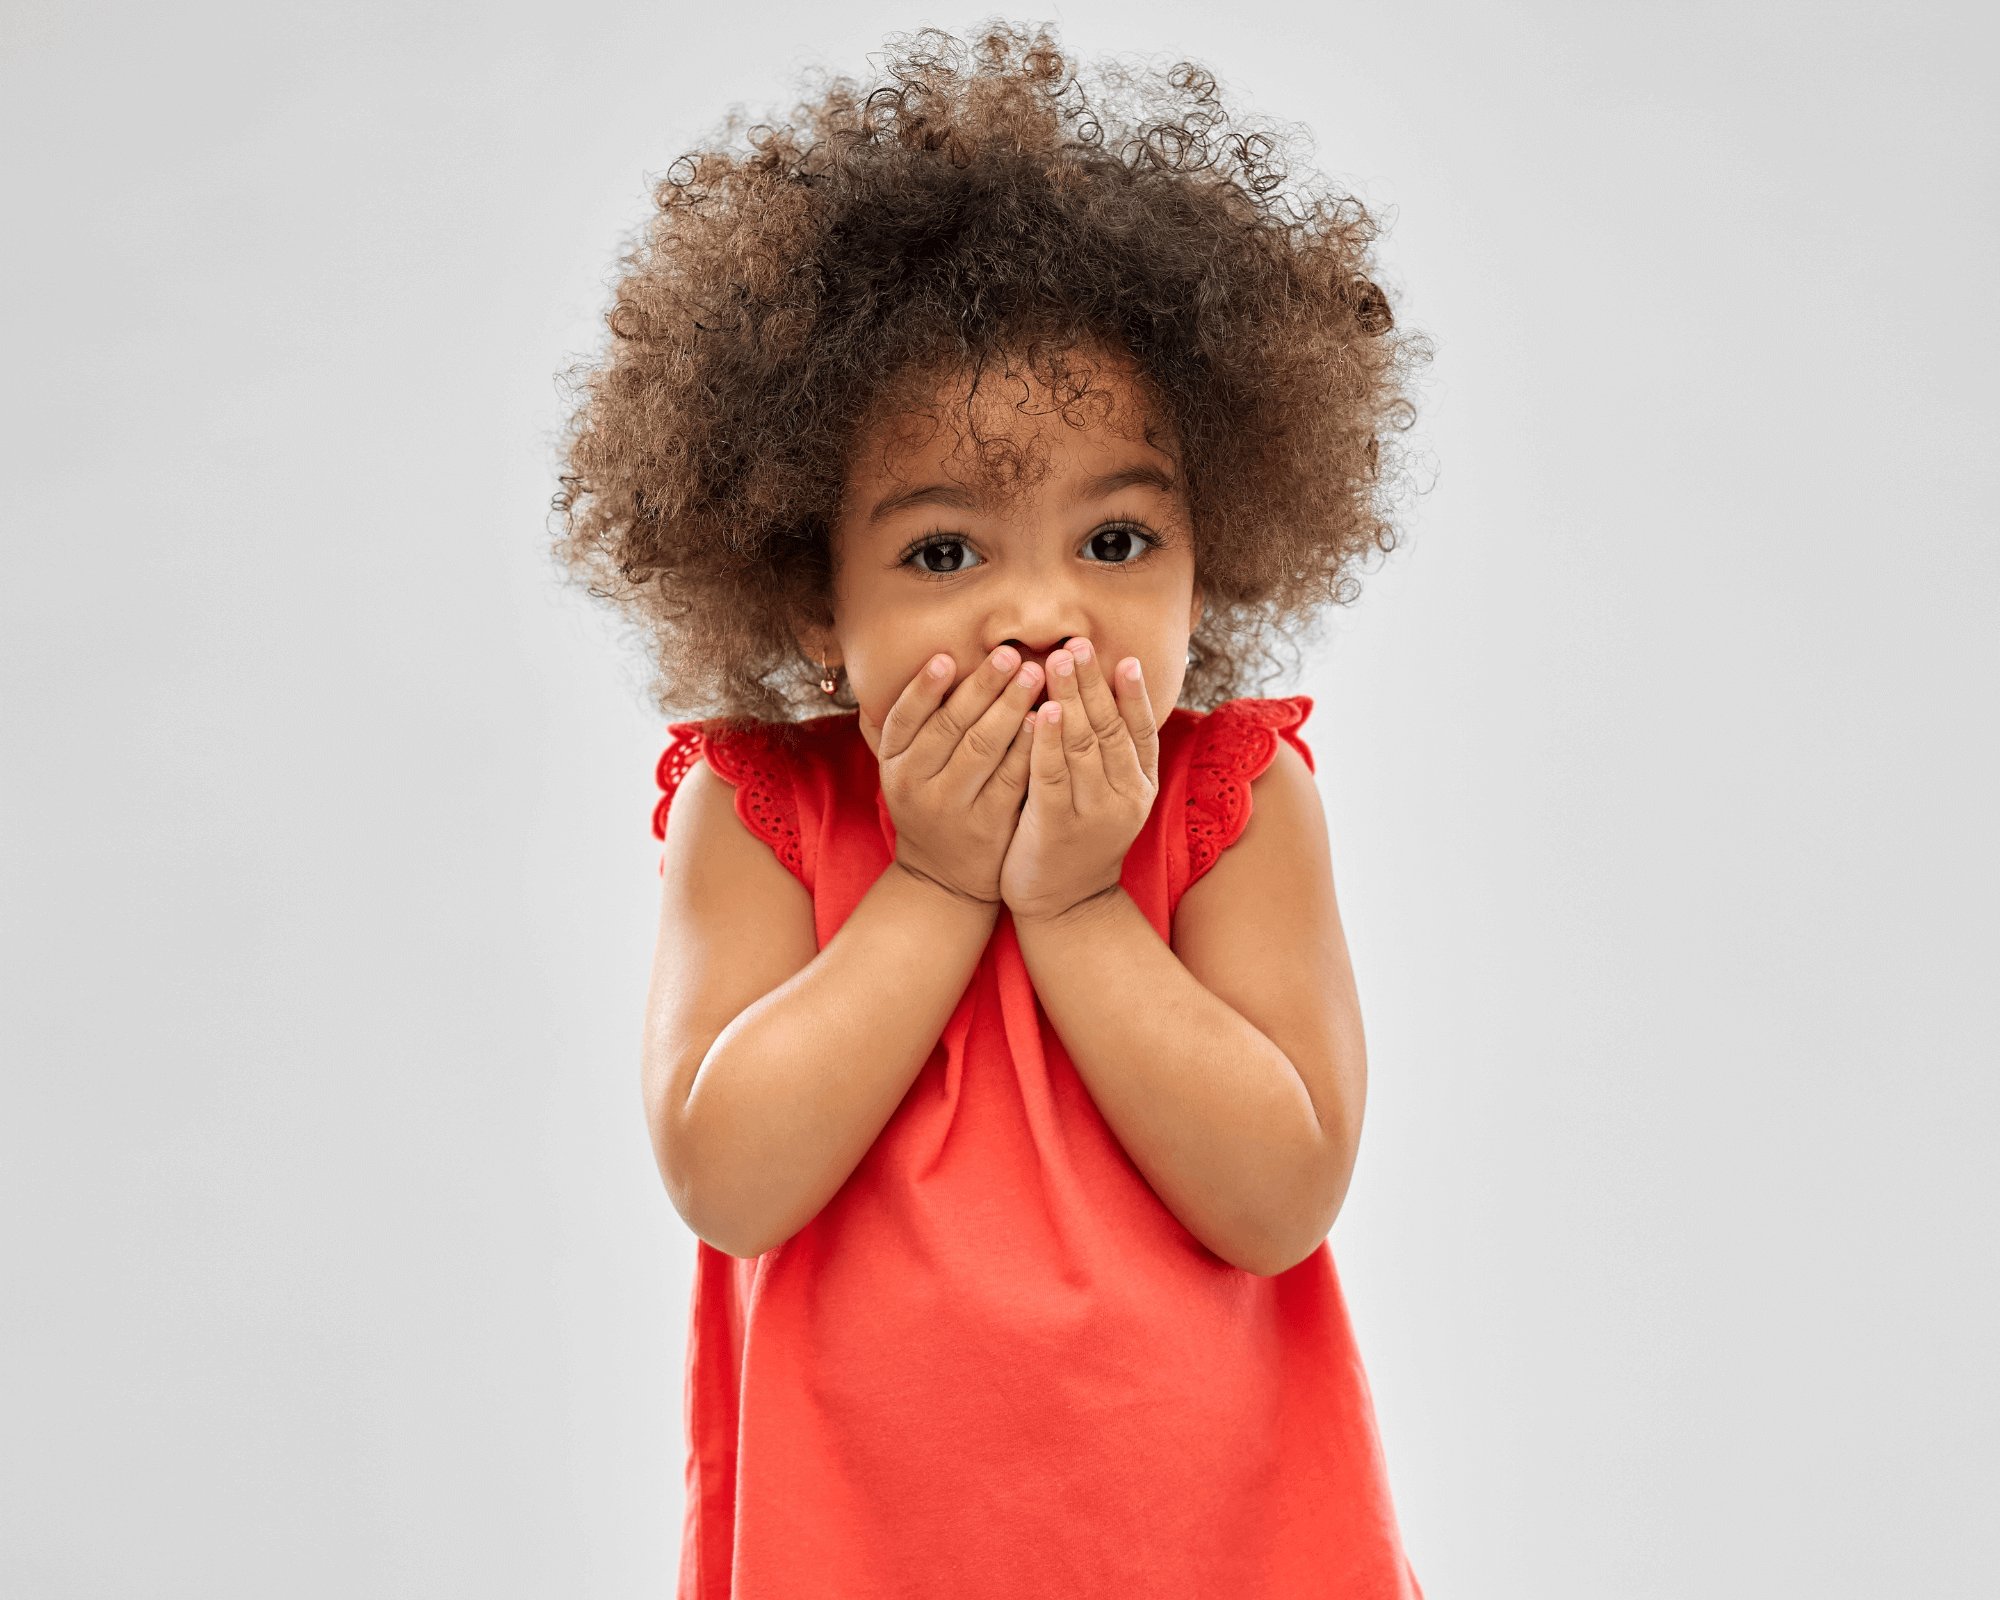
[4,2,1994,1595]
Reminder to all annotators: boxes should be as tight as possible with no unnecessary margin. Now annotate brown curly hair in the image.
[550,18,1433,726]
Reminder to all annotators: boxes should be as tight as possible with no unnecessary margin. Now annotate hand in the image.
[999,638,1161,926]
[861,646,1044,906]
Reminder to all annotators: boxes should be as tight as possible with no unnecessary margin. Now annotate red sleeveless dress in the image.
[650,695,1423,1599]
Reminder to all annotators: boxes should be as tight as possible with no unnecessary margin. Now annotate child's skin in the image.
[821,341,1200,923]
[647,343,1365,1275]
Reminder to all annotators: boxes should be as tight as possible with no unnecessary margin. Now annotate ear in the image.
[791,617,841,671]
[1187,584,1204,634]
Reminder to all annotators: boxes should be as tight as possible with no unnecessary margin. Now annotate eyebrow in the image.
[866,461,1178,525]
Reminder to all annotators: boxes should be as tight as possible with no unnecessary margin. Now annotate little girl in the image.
[553,22,1431,1598]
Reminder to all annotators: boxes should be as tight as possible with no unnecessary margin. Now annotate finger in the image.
[877,652,957,764]
[980,702,1036,809]
[1046,645,1109,805]
[951,653,1044,795]
[1029,694,1072,810]
[909,646,1021,781]
[1067,638,1141,796]
[1112,655,1161,788]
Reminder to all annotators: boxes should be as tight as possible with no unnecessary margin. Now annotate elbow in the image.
[664,1125,774,1258]
[1241,1222,1330,1278]
[644,1052,761,1258]
[660,1144,784,1256]
[687,1183,803,1261]
[687,1214,776,1262]
[645,1077,795,1261]
[1211,1206,1326,1279]
[647,1119,781,1262]
[1237,1126,1354,1278]
[1235,1210,1334,1278]
[642,1054,702,1220]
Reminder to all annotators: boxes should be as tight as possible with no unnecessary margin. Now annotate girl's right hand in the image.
[869,647,1044,906]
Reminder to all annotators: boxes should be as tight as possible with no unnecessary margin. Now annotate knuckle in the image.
[960,723,1004,762]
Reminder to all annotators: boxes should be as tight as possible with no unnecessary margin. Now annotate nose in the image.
[1002,636,1074,674]
[1000,637,1076,706]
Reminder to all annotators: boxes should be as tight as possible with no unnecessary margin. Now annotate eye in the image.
[1081,523,1163,566]
[898,534,983,577]
[894,521,1168,580]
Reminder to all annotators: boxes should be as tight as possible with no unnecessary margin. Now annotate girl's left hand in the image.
[999,638,1161,926]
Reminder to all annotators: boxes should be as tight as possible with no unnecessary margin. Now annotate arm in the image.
[1012,737,1365,1275]
[643,759,997,1258]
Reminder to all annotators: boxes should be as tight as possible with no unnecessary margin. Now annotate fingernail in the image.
[991,646,1018,672]
[1071,639,1092,663]
[1052,652,1074,677]
[929,655,951,678]
[1123,659,1142,683]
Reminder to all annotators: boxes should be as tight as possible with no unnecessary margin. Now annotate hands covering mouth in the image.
[866,636,1161,923]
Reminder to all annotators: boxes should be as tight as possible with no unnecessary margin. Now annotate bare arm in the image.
[1011,736,1363,1276]
[642,759,997,1258]
[1014,885,1325,1276]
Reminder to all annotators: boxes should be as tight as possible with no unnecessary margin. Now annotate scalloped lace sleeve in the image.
[1183,695,1315,893]
[651,718,805,883]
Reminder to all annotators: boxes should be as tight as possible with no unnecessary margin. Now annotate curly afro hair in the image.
[550,18,1432,726]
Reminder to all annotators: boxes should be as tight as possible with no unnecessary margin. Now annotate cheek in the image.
[846,661,918,753]
[852,639,957,710]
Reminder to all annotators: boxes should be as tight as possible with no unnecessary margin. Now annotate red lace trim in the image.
[651,719,804,881]
[1184,695,1315,892]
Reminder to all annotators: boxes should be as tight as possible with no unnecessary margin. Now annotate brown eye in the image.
[904,537,978,575]
[894,521,1165,581]
[1083,524,1160,565]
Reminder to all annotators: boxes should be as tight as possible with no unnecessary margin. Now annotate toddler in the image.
[552,21,1431,1597]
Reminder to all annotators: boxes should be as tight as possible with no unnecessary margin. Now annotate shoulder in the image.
[1171,694,1317,898]
[1229,729,1324,892]
[646,720,817,1113]
[1173,697,1326,931]
[643,729,819,1227]
[1183,693,1314,775]
[1239,721,1318,827]
[655,716,809,811]
[654,715,823,887]
[1169,698,1361,1197]
[655,738,809,905]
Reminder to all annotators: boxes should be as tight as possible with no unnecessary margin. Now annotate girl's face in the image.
[807,347,1204,757]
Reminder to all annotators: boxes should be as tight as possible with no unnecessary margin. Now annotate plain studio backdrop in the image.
[3,2,1994,1595]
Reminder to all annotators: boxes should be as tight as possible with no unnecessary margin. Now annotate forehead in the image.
[840,346,1179,516]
